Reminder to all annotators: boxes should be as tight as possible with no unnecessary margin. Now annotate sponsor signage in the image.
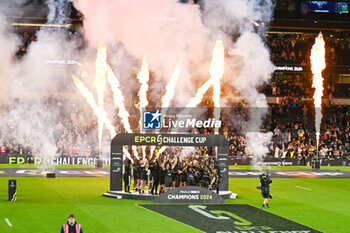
[228,170,349,178]
[0,169,109,177]
[0,156,110,166]
[154,186,225,204]
[141,204,321,233]
[229,158,350,166]
[110,133,229,192]
[274,65,304,72]
[113,133,228,147]
[142,108,221,130]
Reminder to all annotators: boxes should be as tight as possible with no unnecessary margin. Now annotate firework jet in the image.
[310,33,326,149]
[107,65,132,133]
[136,58,150,159]
[162,61,183,109]
[137,58,150,132]
[209,40,224,134]
[72,75,116,137]
[93,46,108,152]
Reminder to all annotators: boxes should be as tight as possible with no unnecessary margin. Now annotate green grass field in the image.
[2,164,350,172]
[1,175,350,233]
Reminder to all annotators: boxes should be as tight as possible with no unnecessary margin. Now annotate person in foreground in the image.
[61,214,83,233]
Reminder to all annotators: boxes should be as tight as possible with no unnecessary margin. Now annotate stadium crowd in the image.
[14,26,85,57]
[221,101,349,160]
[266,33,350,65]
[13,27,350,66]
[0,98,100,159]
[0,92,349,162]
[0,27,348,164]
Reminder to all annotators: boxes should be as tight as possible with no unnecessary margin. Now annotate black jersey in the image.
[159,166,166,177]
[165,168,173,187]
[179,166,187,182]
[200,169,210,187]
[260,177,272,187]
[201,170,210,182]
[159,165,166,185]
[171,165,178,181]
[140,162,148,181]
[124,164,131,176]
[150,162,160,179]
[214,165,220,176]
[212,173,220,186]
[165,169,172,178]
[260,177,272,192]
[193,167,200,183]
[133,163,140,179]
[186,171,195,186]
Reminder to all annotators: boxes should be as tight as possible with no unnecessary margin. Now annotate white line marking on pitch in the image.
[296,186,312,191]
[5,218,12,227]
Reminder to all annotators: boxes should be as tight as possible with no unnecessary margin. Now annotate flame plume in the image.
[158,146,166,156]
[137,57,150,128]
[151,60,183,157]
[174,39,224,134]
[209,40,224,134]
[186,40,224,108]
[106,65,139,159]
[310,33,326,149]
[123,148,134,164]
[137,58,150,159]
[107,65,132,133]
[74,41,225,160]
[162,60,183,108]
[72,75,116,137]
[93,46,108,152]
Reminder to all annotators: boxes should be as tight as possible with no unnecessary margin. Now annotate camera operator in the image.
[257,174,273,209]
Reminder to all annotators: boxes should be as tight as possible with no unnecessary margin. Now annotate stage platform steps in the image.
[102,190,236,200]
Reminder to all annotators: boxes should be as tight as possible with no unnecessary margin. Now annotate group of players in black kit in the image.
[123,146,273,209]
[123,147,222,195]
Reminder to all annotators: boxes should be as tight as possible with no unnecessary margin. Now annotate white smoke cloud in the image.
[0,0,275,161]
[201,0,274,165]
[73,0,212,106]
[201,0,273,34]
[0,1,100,158]
[0,9,20,102]
[228,33,274,166]
[46,0,71,24]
